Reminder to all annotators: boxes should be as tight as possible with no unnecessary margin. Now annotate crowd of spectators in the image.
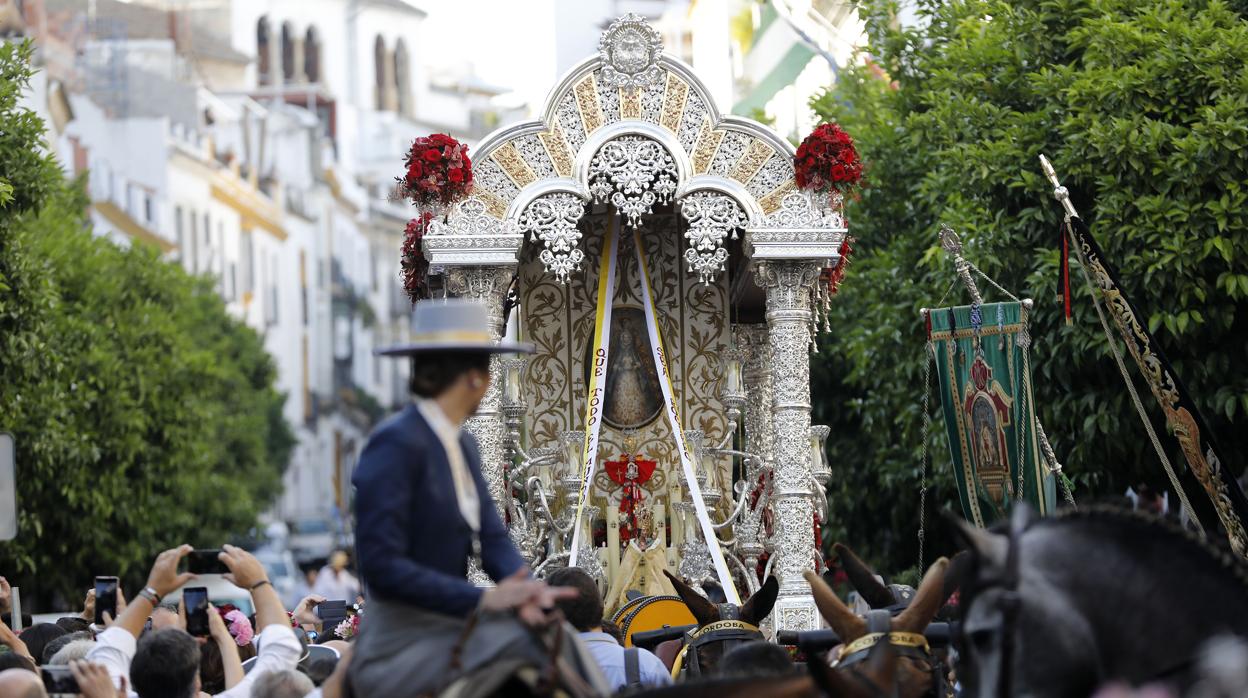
[0,546,356,698]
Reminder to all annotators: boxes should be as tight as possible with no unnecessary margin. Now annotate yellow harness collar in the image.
[670,620,764,677]
[687,619,760,640]
[836,631,930,662]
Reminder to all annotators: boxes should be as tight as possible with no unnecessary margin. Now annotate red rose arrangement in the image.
[398,133,473,210]
[396,133,473,303]
[401,211,434,302]
[794,122,863,201]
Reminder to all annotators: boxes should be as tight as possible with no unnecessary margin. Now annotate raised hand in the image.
[0,576,10,614]
[69,660,125,698]
[218,545,268,590]
[293,594,327,629]
[146,545,196,597]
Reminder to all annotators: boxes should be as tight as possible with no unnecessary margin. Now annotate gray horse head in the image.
[950,505,1101,698]
[951,505,1248,698]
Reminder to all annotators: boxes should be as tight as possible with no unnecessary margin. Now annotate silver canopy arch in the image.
[421,13,847,634]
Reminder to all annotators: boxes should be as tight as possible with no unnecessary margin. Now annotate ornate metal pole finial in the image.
[1039,154,1080,220]
[938,225,983,305]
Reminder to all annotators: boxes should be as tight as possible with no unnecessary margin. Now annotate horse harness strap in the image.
[835,610,949,698]
[835,610,931,668]
[687,619,761,641]
[675,619,765,677]
[836,632,931,662]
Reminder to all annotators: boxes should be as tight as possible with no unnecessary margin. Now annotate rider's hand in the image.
[480,569,542,612]
[481,569,577,628]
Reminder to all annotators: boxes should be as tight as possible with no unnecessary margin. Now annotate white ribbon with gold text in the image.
[632,228,740,604]
[569,221,619,566]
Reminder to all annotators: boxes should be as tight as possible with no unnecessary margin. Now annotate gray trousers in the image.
[349,599,609,698]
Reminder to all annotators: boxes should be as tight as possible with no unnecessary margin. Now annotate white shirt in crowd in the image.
[578,631,672,691]
[86,623,302,697]
[310,567,360,602]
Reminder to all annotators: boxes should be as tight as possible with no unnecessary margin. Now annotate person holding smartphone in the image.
[84,544,300,698]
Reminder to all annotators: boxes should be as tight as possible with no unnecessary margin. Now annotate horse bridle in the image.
[959,510,1027,698]
[672,604,765,677]
[831,609,949,698]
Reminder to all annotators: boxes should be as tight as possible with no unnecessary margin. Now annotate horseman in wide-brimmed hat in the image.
[350,299,607,697]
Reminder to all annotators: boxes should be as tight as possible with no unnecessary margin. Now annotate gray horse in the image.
[952,506,1248,697]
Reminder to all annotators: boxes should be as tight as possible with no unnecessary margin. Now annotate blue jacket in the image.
[352,404,526,616]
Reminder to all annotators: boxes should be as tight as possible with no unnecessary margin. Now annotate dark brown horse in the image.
[633,621,904,698]
[805,556,950,698]
[661,570,780,677]
[835,543,967,622]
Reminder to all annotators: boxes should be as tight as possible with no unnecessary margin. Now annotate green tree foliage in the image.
[0,42,294,604]
[810,0,1248,574]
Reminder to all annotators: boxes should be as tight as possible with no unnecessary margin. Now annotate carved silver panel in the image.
[519,193,587,284]
[473,158,521,206]
[755,191,844,230]
[424,197,526,266]
[513,134,558,181]
[676,92,708,153]
[598,13,665,89]
[640,80,666,123]
[555,91,588,155]
[449,266,515,520]
[588,136,678,228]
[596,75,621,124]
[708,130,752,177]
[679,191,746,285]
[745,153,794,201]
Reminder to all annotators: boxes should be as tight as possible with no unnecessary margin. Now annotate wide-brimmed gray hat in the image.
[375,298,534,356]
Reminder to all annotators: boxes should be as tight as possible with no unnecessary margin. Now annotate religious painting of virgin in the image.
[584,306,665,429]
[964,354,1013,515]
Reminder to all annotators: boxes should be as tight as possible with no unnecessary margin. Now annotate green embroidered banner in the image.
[928,302,1055,527]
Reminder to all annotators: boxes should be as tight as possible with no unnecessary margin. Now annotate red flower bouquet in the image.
[794,123,863,201]
[398,133,474,211]
[401,211,434,302]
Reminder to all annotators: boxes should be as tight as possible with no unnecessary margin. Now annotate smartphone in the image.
[315,599,348,627]
[184,586,211,637]
[41,666,79,694]
[187,549,229,575]
[94,576,119,625]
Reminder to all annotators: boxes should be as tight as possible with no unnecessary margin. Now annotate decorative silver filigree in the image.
[555,92,588,154]
[598,13,664,89]
[424,198,525,266]
[746,153,795,200]
[678,537,715,585]
[708,131,752,177]
[450,265,516,519]
[640,80,666,123]
[513,134,558,180]
[588,136,678,228]
[754,260,822,629]
[678,191,746,284]
[519,193,587,284]
[473,157,521,205]
[597,78,621,124]
[677,93,708,153]
[758,191,844,230]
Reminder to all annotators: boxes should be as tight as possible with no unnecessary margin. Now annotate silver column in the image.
[755,260,822,632]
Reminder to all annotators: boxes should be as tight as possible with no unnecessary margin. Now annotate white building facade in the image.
[14,0,524,541]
